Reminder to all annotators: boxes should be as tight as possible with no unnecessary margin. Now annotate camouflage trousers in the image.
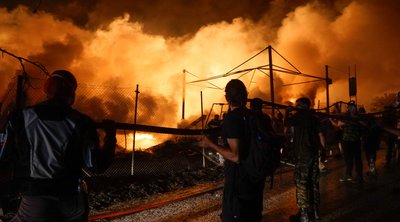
[294,158,320,209]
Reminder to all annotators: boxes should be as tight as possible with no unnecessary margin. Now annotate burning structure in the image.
[1,0,400,144]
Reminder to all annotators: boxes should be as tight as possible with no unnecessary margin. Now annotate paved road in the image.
[264,148,400,222]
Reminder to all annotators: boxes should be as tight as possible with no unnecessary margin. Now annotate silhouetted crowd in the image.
[203,91,400,222]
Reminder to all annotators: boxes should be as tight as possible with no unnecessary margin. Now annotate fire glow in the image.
[1,1,400,133]
[118,133,159,151]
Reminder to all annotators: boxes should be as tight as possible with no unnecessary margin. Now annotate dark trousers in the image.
[12,192,88,222]
[385,135,396,165]
[221,166,264,222]
[221,196,263,222]
[363,136,379,165]
[342,140,363,179]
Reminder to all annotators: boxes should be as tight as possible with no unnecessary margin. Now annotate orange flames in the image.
[119,132,161,151]
[1,1,400,143]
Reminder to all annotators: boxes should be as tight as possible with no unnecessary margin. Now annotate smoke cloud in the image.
[1,0,400,129]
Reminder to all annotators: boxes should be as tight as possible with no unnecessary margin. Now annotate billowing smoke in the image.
[272,0,400,110]
[1,0,400,130]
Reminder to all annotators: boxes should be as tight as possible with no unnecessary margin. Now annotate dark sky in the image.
[0,0,317,37]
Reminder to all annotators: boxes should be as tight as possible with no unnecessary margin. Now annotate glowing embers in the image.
[117,132,159,151]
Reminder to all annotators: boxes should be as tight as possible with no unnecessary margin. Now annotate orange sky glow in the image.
[1,0,399,148]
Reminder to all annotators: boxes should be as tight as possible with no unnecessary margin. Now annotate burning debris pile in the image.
[87,165,224,213]
[87,137,224,212]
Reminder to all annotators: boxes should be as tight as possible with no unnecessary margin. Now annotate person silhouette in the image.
[200,79,265,221]
[0,70,117,221]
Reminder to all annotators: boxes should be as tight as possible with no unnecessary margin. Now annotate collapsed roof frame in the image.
[184,45,332,117]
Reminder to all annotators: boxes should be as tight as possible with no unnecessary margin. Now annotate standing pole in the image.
[325,65,330,114]
[268,46,275,118]
[200,91,205,168]
[131,84,140,176]
[182,69,186,120]
[348,66,351,102]
[354,64,357,106]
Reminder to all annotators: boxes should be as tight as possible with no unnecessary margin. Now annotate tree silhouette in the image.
[370,92,396,112]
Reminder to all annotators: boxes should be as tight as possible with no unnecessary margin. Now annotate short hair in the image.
[295,97,311,108]
[347,102,357,113]
[358,106,366,114]
[44,70,77,100]
[225,79,247,107]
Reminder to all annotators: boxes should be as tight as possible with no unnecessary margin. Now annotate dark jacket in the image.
[291,110,321,162]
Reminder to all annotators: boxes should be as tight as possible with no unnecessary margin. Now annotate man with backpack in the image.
[288,97,325,222]
[200,79,269,221]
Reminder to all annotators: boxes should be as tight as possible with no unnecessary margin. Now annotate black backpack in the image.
[243,111,283,188]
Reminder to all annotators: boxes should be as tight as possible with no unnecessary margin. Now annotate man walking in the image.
[289,97,324,222]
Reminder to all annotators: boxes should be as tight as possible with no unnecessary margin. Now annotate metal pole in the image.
[200,91,205,168]
[131,84,140,176]
[325,65,330,114]
[205,103,215,127]
[348,66,351,102]
[354,64,357,106]
[182,69,186,120]
[268,46,275,119]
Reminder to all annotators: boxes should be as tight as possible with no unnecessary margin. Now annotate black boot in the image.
[300,208,309,222]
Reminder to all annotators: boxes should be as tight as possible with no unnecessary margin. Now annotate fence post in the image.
[131,84,140,176]
[200,91,205,168]
[182,69,186,120]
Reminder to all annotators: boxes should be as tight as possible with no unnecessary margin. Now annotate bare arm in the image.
[318,132,325,148]
[382,127,400,137]
[200,136,239,163]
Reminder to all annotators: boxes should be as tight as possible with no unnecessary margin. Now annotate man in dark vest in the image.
[0,70,116,221]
